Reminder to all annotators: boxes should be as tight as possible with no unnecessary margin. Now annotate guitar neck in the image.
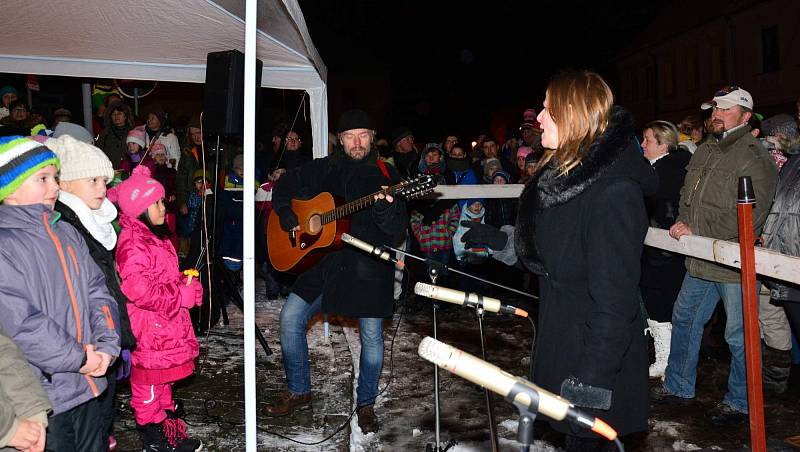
[320,187,395,225]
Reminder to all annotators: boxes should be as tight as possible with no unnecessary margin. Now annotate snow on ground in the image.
[113,277,800,451]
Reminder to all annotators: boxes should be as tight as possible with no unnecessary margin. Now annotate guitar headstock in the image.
[392,174,438,200]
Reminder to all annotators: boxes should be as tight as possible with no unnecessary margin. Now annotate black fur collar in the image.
[522,106,635,211]
[514,106,636,274]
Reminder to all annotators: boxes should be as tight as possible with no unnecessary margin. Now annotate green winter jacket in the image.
[0,327,51,450]
[677,124,777,283]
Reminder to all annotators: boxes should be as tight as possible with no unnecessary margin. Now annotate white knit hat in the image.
[46,135,114,182]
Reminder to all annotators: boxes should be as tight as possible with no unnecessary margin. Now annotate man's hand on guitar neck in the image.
[276,206,300,232]
[374,186,394,204]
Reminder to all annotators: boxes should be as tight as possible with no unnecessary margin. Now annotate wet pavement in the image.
[112,278,800,451]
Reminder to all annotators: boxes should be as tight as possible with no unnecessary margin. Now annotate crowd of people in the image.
[0,69,799,452]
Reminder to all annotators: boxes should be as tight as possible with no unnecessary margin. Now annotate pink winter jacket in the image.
[115,214,201,385]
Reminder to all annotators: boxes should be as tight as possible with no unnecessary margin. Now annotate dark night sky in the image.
[298,0,667,141]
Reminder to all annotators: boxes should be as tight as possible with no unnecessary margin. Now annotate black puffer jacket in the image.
[55,201,136,349]
[762,145,800,302]
[640,148,691,321]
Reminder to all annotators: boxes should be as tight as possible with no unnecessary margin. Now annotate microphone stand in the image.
[425,260,456,452]
[477,306,500,452]
[516,411,536,452]
[407,254,503,452]
[374,241,536,451]
[384,245,537,300]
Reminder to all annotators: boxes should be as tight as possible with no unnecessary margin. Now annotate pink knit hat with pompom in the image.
[107,165,165,217]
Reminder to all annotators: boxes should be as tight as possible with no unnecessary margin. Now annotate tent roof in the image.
[0,0,326,90]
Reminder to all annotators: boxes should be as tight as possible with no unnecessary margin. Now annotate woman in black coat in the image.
[639,120,691,379]
[463,71,656,451]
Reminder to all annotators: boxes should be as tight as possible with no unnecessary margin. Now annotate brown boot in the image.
[357,405,379,434]
[262,391,312,417]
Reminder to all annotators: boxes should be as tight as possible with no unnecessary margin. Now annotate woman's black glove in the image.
[460,220,508,250]
[276,206,299,232]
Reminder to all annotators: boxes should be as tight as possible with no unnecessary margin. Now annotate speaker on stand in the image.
[193,50,264,338]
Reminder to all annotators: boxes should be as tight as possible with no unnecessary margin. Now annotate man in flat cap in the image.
[265,109,406,433]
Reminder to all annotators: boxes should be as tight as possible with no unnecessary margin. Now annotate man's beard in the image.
[710,119,725,134]
[345,145,370,161]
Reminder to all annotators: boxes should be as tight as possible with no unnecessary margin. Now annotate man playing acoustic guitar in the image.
[264,110,407,433]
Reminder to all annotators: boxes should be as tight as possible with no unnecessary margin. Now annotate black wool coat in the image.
[640,149,691,322]
[54,201,137,350]
[271,150,407,318]
[515,107,656,437]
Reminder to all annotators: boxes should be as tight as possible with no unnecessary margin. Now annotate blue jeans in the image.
[664,274,756,413]
[280,293,385,406]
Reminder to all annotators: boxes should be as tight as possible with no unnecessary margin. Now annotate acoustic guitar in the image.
[267,174,437,273]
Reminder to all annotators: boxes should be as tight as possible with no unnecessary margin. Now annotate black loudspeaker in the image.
[203,50,263,137]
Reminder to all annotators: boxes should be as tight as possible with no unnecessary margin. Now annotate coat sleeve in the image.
[579,180,648,393]
[163,134,181,166]
[676,147,704,225]
[741,151,778,234]
[175,151,191,206]
[116,240,182,319]
[0,251,86,375]
[271,158,328,212]
[371,163,407,237]
[0,327,51,448]
[74,235,121,358]
[372,197,407,237]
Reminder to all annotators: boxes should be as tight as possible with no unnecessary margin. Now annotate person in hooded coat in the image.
[462,71,656,451]
[96,100,134,168]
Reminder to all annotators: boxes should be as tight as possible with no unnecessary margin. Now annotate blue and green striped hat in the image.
[0,135,60,202]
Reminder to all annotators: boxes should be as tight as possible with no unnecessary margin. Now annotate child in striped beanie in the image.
[0,134,60,206]
[0,134,121,451]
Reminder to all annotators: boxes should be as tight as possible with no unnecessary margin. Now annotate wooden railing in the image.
[429,184,800,285]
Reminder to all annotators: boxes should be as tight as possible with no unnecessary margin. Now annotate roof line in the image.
[0,54,206,69]
[204,0,310,63]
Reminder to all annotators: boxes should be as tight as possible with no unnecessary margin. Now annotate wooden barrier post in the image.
[737,176,766,451]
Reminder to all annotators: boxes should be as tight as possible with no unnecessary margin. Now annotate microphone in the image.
[414,282,528,318]
[417,336,618,441]
[341,233,404,268]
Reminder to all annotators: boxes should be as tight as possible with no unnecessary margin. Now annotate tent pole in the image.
[243,0,258,451]
[81,83,93,132]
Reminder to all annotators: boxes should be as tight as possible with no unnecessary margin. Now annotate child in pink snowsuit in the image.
[110,165,203,452]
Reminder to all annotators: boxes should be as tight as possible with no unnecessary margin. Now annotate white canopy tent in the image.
[0,0,328,157]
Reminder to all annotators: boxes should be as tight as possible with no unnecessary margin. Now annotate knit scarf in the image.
[58,190,118,250]
[111,123,130,140]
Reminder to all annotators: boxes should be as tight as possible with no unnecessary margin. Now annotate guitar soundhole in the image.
[307,214,322,234]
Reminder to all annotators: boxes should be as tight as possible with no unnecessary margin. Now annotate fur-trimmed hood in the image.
[514,106,656,273]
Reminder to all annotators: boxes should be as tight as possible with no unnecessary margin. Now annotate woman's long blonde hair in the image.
[537,70,614,175]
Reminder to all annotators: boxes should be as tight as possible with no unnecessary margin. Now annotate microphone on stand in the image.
[414,282,528,318]
[417,336,619,441]
[341,233,404,268]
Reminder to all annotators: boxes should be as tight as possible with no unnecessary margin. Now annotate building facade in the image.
[617,0,800,126]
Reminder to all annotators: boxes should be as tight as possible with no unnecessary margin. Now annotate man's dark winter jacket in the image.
[762,146,800,302]
[272,150,407,318]
[677,125,777,282]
